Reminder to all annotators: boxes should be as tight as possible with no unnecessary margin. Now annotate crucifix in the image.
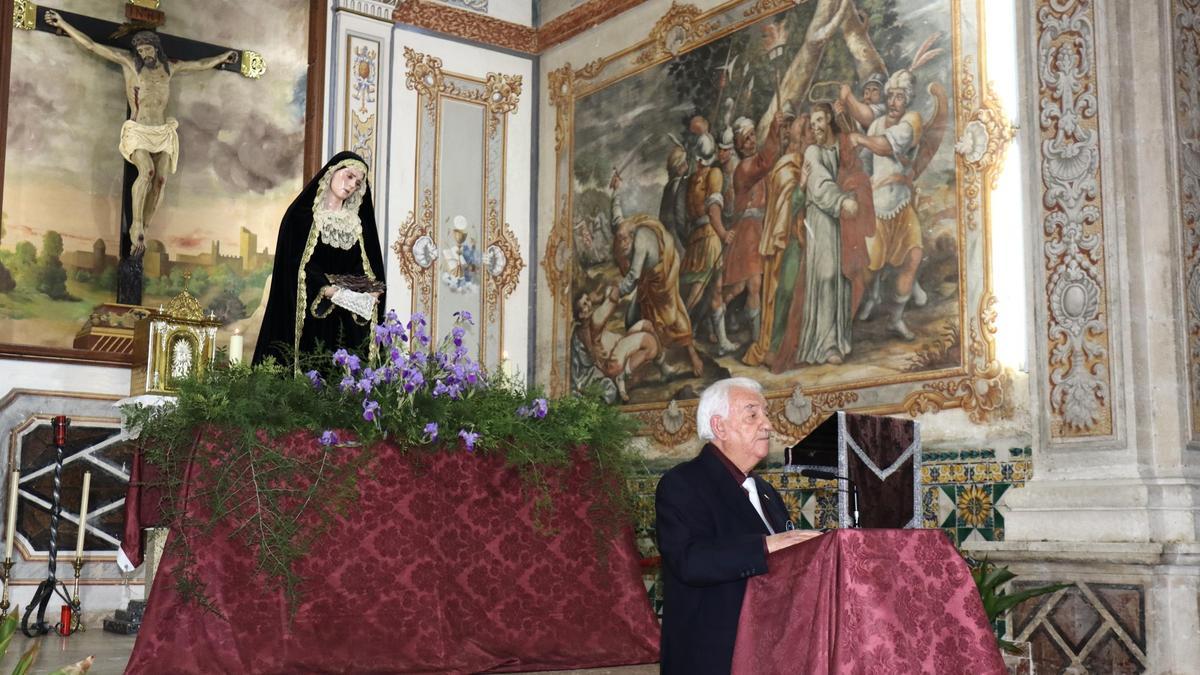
[14,0,265,305]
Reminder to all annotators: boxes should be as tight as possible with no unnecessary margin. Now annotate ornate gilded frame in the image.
[544,0,1015,446]
[394,47,524,365]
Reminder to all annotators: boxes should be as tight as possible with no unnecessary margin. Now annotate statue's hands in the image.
[223,51,239,65]
[44,10,62,28]
[323,285,339,299]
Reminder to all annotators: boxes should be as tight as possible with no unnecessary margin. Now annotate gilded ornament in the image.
[239,50,267,79]
[403,47,444,110]
[635,2,720,65]
[392,190,437,312]
[14,0,36,31]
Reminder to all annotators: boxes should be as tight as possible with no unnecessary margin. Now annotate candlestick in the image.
[0,558,12,619]
[229,330,245,366]
[70,557,84,633]
[74,472,91,561]
[5,471,18,561]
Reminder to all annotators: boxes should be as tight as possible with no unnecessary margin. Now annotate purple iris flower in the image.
[362,399,380,421]
[319,430,339,446]
[339,375,356,392]
[305,370,323,389]
[531,398,549,419]
[345,354,362,373]
[454,310,474,325]
[459,429,479,452]
[424,422,439,442]
[385,309,399,323]
[356,378,373,394]
[333,349,350,367]
[451,326,466,347]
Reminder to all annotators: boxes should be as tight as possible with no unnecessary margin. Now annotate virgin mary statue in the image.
[253,152,386,370]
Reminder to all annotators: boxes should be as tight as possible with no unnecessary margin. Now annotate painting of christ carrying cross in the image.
[0,0,312,355]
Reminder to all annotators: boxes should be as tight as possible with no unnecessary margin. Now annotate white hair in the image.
[696,377,764,441]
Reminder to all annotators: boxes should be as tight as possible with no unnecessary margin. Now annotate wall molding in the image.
[391,0,650,54]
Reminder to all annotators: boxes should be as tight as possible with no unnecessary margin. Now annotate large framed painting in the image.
[543,0,1014,449]
[0,0,313,360]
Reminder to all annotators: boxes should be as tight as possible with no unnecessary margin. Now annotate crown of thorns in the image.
[131,31,162,48]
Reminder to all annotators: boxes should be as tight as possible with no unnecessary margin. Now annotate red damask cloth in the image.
[732,529,1005,674]
[124,433,660,674]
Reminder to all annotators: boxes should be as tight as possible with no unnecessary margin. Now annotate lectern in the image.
[784,411,921,528]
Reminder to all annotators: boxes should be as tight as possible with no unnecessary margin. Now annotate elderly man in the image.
[655,377,818,674]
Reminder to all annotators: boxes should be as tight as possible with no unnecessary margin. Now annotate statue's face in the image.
[330,166,365,202]
[136,44,158,67]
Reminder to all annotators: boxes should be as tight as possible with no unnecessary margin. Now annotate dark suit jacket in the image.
[655,444,790,675]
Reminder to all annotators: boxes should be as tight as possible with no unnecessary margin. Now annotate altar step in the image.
[102,600,147,635]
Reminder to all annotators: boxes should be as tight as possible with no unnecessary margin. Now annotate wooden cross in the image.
[14,0,265,305]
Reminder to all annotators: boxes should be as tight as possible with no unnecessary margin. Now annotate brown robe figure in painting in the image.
[724,113,784,354]
[610,174,705,377]
[45,11,237,255]
[253,152,386,371]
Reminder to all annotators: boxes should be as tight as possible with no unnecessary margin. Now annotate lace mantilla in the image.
[315,208,362,250]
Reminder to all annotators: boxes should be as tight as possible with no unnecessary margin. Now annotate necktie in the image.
[742,476,775,534]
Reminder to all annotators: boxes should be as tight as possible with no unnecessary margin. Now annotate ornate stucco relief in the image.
[1036,0,1116,440]
[1172,0,1200,440]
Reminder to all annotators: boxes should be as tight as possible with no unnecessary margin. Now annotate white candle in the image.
[74,472,91,561]
[5,471,19,561]
[229,331,244,365]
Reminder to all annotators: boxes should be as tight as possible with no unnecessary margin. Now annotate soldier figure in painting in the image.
[850,69,929,340]
[45,11,236,255]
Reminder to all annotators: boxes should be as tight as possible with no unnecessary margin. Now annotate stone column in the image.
[967,1,1200,672]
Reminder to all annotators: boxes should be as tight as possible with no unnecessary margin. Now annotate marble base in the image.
[963,540,1200,674]
[1001,477,1200,542]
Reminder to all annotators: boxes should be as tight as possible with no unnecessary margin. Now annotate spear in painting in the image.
[709,49,738,125]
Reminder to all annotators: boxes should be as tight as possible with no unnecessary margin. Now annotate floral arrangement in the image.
[125,311,638,611]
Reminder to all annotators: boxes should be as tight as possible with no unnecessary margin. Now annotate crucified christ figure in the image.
[45,10,236,255]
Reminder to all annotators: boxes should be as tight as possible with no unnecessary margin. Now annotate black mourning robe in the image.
[252,151,386,369]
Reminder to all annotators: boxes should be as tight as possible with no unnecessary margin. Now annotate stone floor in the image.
[0,624,659,674]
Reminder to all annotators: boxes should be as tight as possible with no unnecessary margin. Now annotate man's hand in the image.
[848,132,866,148]
[721,229,735,245]
[766,530,822,553]
[842,199,859,217]
[839,83,852,101]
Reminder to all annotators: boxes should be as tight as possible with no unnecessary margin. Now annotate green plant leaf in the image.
[0,608,17,659]
[990,582,1070,617]
[11,640,40,675]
